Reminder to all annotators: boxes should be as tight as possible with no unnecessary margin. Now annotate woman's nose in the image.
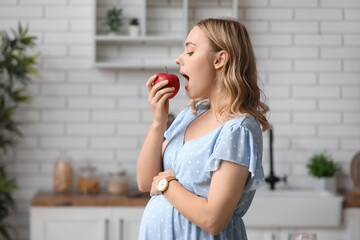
[175,54,183,66]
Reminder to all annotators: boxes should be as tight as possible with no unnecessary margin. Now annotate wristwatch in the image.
[156,176,177,193]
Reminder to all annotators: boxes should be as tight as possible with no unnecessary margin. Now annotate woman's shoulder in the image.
[222,114,262,136]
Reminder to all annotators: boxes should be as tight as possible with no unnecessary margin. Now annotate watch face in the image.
[157,178,167,191]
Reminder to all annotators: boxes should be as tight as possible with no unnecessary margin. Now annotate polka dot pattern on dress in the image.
[139,104,264,240]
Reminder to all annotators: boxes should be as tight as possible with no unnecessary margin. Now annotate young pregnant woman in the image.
[137,18,270,240]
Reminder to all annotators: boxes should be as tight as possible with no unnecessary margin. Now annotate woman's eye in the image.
[186,52,193,56]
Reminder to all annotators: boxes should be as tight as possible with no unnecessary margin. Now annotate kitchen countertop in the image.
[342,192,360,208]
[31,191,150,207]
[31,191,360,208]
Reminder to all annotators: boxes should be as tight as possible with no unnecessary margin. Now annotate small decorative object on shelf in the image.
[350,152,360,196]
[105,6,123,35]
[54,156,73,193]
[128,18,140,37]
[307,151,340,193]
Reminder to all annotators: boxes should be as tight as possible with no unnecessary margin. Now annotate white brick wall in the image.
[1,0,360,239]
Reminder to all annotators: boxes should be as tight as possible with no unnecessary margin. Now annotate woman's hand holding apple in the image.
[146,74,174,127]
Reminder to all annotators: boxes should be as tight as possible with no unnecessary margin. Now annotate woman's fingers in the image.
[146,74,158,94]
[152,87,174,104]
[157,92,173,107]
[163,169,175,176]
[146,75,172,126]
[149,80,169,99]
[149,170,176,197]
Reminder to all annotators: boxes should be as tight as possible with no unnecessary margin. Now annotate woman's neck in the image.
[208,89,231,124]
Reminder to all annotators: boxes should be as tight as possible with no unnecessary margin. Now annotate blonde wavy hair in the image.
[189,18,270,131]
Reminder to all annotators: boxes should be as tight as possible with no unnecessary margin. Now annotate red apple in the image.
[154,70,180,100]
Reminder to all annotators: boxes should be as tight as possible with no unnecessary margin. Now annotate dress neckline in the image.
[181,107,254,147]
[182,107,210,147]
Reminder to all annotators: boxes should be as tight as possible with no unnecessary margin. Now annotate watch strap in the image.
[165,176,176,183]
[161,176,177,193]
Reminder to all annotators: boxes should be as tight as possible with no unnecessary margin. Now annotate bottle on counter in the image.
[107,170,128,195]
[53,156,74,193]
[77,165,100,194]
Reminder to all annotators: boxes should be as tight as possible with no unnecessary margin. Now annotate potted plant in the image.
[307,151,341,193]
[128,18,140,37]
[105,7,123,35]
[0,23,40,240]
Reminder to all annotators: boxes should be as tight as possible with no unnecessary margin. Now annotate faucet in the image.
[265,126,287,190]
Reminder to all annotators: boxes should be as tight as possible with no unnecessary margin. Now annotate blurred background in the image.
[0,0,359,240]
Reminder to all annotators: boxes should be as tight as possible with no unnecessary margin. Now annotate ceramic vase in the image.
[128,25,140,37]
[107,31,118,36]
[314,176,336,193]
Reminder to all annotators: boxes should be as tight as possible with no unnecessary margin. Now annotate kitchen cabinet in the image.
[30,191,360,240]
[246,209,360,240]
[112,208,145,240]
[92,0,239,69]
[30,191,149,240]
[31,206,145,240]
[32,208,359,240]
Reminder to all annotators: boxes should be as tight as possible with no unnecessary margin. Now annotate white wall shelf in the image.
[92,0,239,69]
[95,35,184,42]
[94,61,178,69]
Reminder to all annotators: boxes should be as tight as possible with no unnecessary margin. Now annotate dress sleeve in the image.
[204,121,265,192]
[164,107,190,142]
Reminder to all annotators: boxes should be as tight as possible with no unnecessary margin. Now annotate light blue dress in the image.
[138,103,265,240]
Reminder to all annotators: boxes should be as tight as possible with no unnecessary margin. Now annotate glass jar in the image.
[54,160,73,193]
[77,165,99,194]
[107,170,128,195]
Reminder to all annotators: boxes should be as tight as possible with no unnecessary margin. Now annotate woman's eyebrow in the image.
[185,42,197,47]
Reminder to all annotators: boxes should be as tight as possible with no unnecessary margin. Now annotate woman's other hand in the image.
[146,74,175,127]
[150,169,176,196]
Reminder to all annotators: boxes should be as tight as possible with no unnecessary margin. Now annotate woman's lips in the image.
[180,70,189,91]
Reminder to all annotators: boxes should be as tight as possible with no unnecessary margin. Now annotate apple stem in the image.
[165,66,168,74]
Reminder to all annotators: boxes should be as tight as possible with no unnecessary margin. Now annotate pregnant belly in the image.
[141,195,174,226]
[139,194,178,239]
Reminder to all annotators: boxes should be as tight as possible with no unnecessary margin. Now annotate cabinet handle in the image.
[119,218,124,240]
[271,232,277,240]
[104,218,109,240]
[288,233,293,240]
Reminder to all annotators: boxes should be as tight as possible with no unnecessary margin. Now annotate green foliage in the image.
[307,151,340,178]
[1,23,39,155]
[130,18,139,26]
[106,7,123,33]
[0,166,18,240]
[0,23,40,240]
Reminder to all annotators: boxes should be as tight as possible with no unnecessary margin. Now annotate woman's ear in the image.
[213,50,228,70]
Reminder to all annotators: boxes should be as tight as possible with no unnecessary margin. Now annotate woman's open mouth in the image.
[180,71,189,90]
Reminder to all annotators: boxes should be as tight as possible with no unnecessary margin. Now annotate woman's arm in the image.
[137,125,167,192]
[151,161,249,235]
[137,75,174,192]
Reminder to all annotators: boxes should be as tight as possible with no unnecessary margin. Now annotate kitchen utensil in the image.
[350,152,360,195]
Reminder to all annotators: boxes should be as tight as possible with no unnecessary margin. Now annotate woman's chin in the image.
[186,89,195,99]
